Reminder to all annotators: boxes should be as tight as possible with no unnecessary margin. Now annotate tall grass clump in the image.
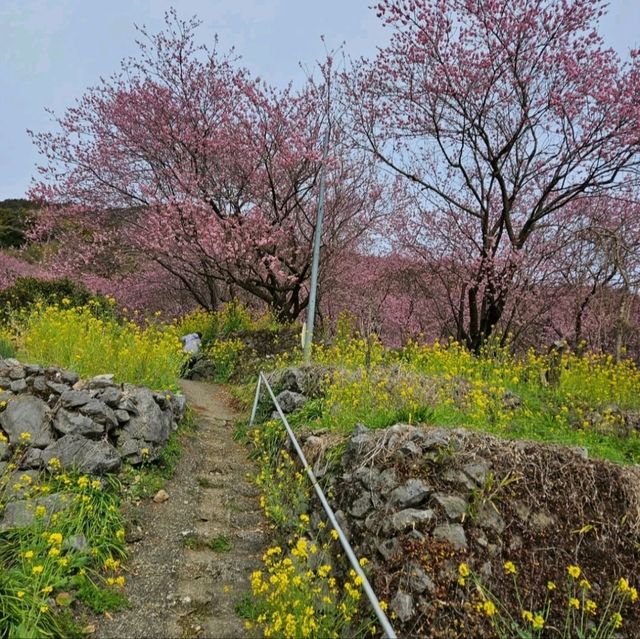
[17,301,186,390]
[0,442,128,638]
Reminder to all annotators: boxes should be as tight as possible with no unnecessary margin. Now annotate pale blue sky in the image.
[1,0,639,199]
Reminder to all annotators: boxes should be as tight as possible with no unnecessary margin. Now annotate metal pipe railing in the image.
[249,371,397,639]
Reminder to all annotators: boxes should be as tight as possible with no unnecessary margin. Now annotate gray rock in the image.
[8,367,25,380]
[391,591,414,623]
[0,396,53,448]
[189,358,217,380]
[462,461,491,486]
[0,377,11,390]
[24,364,44,376]
[334,509,350,541]
[389,508,435,532]
[22,447,44,469]
[420,430,451,450]
[116,434,155,465]
[114,409,130,424]
[376,537,402,561]
[433,524,467,550]
[122,387,172,444]
[10,379,28,393]
[349,493,372,518]
[407,562,435,594]
[377,467,399,494]
[274,390,307,414]
[476,504,505,534]
[431,492,468,521]
[443,469,477,491]
[531,510,555,530]
[79,400,118,430]
[46,381,70,395]
[346,423,372,449]
[153,392,170,410]
[509,535,523,552]
[31,376,48,394]
[42,434,121,474]
[169,394,187,421]
[117,397,139,415]
[59,370,80,385]
[399,440,422,457]
[60,389,93,409]
[98,387,123,408]
[479,562,493,579]
[513,502,531,522]
[86,374,116,389]
[65,533,90,553]
[353,465,381,490]
[53,408,104,438]
[0,391,13,403]
[0,441,9,461]
[0,493,66,531]
[4,469,40,498]
[389,479,432,508]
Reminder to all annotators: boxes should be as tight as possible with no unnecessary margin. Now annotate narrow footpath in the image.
[95,381,267,639]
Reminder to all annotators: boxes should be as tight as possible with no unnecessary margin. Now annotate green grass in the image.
[207,535,232,553]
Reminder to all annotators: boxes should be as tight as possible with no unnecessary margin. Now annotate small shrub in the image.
[0,277,111,322]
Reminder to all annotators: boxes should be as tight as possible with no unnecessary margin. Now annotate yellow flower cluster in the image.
[459,561,637,638]
[17,302,186,389]
[251,534,365,639]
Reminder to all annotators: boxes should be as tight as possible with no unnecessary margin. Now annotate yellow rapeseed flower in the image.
[569,598,580,610]
[458,563,470,577]
[503,561,517,575]
[547,581,557,591]
[586,599,597,615]
[48,533,63,546]
[532,615,545,630]
[611,612,623,629]
[32,565,44,575]
[567,565,581,579]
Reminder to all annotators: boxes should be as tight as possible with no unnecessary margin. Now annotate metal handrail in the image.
[249,372,397,639]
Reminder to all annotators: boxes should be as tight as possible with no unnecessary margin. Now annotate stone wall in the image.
[0,358,186,476]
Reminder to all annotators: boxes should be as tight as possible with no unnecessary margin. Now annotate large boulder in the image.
[42,434,121,475]
[0,396,53,448]
[53,408,104,439]
[121,387,173,445]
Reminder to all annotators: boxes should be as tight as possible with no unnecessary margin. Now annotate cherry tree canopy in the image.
[350,0,640,350]
[30,12,386,321]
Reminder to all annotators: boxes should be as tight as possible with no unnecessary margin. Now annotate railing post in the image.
[248,374,263,427]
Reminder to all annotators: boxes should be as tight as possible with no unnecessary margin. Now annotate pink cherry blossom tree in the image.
[30,11,386,322]
[350,0,640,351]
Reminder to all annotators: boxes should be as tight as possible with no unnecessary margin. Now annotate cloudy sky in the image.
[1,0,639,199]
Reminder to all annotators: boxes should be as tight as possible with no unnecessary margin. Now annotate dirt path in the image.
[95,381,267,639]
